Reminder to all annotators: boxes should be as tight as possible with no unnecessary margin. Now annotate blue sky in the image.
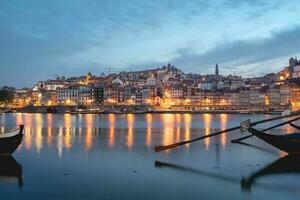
[1,0,300,87]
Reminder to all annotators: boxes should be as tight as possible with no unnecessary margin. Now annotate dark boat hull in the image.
[0,126,24,155]
[249,127,300,154]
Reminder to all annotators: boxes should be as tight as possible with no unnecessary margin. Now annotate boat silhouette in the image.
[0,125,24,155]
[0,155,23,187]
[248,126,300,154]
[155,158,300,193]
[241,154,300,190]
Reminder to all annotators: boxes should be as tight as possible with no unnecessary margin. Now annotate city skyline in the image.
[1,0,300,87]
[0,57,296,89]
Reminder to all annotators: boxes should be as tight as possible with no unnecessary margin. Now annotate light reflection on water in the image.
[184,114,191,148]
[146,114,152,148]
[126,114,134,149]
[1,113,300,200]
[2,113,299,154]
[220,114,227,149]
[203,113,211,150]
[109,114,116,148]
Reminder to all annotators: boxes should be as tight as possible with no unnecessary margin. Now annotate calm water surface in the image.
[0,113,300,200]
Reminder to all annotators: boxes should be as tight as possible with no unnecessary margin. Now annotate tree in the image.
[0,90,14,103]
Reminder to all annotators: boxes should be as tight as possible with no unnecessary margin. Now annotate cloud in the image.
[1,0,300,86]
[172,26,300,75]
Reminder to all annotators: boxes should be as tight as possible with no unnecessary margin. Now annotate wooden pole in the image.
[154,113,300,152]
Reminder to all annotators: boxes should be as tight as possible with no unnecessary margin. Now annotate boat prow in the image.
[0,125,24,155]
[248,126,300,154]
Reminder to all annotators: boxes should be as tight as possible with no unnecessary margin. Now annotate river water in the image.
[0,113,300,200]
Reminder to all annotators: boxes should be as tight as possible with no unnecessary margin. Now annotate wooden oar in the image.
[289,122,300,130]
[231,134,253,143]
[231,116,300,143]
[154,113,300,152]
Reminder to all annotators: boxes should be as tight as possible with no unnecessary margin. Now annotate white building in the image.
[32,80,66,91]
[198,82,214,91]
[57,85,91,105]
[146,77,156,86]
[112,78,124,86]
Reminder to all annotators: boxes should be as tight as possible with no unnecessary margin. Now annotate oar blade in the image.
[154,143,181,152]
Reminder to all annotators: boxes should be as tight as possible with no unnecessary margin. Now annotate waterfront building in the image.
[221,92,233,108]
[41,90,58,106]
[267,87,281,110]
[90,84,104,105]
[231,93,239,107]
[230,79,244,90]
[291,85,300,110]
[57,85,92,106]
[170,87,184,99]
[124,85,138,104]
[135,88,143,105]
[221,79,230,90]
[127,80,144,87]
[32,80,66,91]
[104,82,124,105]
[198,81,214,91]
[238,89,250,109]
[178,86,200,106]
[142,85,157,105]
[279,85,291,109]
[250,88,266,110]
[111,77,125,86]
[146,77,156,86]
[217,81,224,90]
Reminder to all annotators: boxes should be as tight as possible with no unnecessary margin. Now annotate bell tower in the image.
[215,64,219,76]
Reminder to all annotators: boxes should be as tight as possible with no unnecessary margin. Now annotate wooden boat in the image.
[248,126,300,154]
[0,109,10,114]
[0,125,24,155]
[0,155,23,187]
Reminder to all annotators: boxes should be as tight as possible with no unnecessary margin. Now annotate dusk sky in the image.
[1,0,300,87]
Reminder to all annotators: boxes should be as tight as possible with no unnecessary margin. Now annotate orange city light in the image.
[66,99,71,105]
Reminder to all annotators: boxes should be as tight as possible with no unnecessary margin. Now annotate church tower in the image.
[215,64,219,76]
